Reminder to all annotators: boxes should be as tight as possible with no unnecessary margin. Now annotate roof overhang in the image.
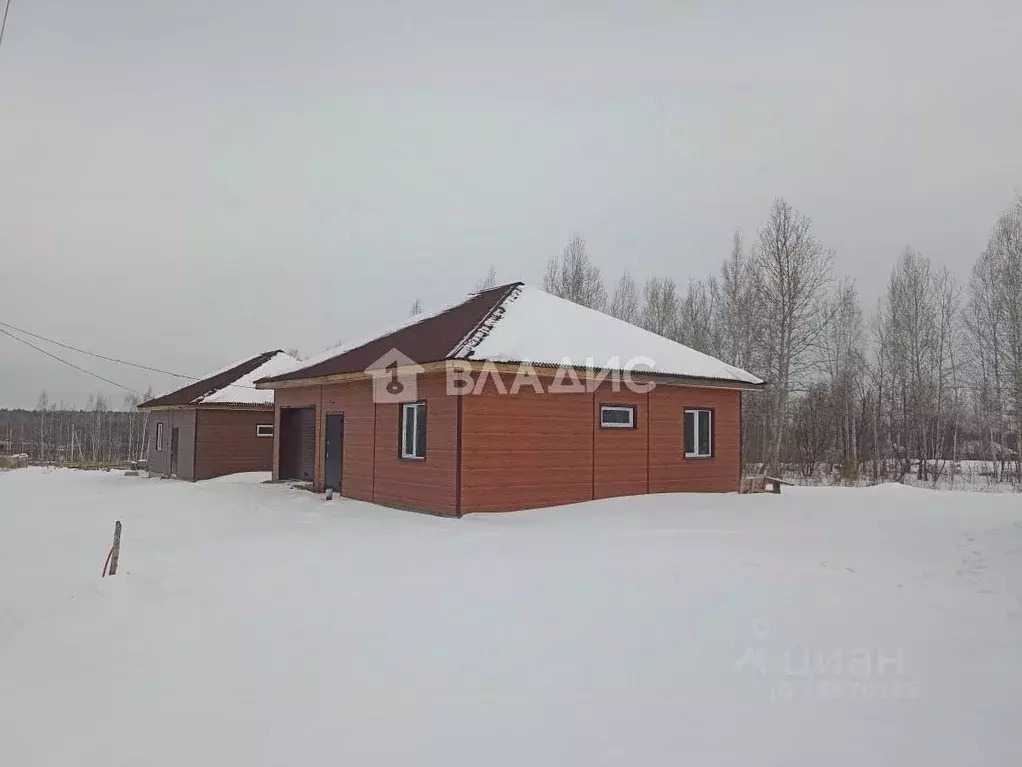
[256,360,766,392]
[137,402,275,412]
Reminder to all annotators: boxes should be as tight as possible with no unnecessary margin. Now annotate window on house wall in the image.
[256,424,274,438]
[156,422,164,451]
[400,402,427,459]
[600,404,636,429]
[684,408,713,457]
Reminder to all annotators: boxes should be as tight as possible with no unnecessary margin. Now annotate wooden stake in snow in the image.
[104,521,122,577]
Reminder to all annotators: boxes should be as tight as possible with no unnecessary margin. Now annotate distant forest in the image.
[0,391,150,465]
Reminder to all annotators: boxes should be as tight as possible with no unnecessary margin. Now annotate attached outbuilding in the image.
[139,350,298,480]
[256,283,764,514]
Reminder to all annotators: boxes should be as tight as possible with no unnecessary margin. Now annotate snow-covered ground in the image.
[1,468,1020,766]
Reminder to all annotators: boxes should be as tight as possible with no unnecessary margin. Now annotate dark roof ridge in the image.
[139,350,283,409]
[448,282,523,359]
[256,283,518,385]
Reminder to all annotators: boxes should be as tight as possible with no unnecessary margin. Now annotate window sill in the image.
[400,455,426,461]
[684,453,714,459]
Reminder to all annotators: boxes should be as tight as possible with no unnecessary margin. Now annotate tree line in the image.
[7,198,1021,484]
[542,197,1022,484]
[0,390,152,465]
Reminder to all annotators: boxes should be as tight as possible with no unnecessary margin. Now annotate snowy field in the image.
[1,469,1021,766]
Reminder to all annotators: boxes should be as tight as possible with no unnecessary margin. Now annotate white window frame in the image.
[155,422,164,451]
[256,424,274,438]
[684,408,713,458]
[600,404,636,429]
[400,402,427,460]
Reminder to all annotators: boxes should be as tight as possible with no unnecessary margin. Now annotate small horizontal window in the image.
[256,424,274,438]
[684,408,713,458]
[600,405,636,429]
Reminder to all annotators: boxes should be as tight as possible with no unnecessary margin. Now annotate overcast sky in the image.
[1,0,1020,408]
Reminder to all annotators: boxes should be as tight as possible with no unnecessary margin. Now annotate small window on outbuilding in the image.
[155,422,164,451]
[400,402,427,460]
[256,424,274,438]
[600,405,636,429]
[684,408,714,458]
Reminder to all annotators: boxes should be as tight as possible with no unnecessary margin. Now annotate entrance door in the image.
[170,427,180,476]
[324,414,344,492]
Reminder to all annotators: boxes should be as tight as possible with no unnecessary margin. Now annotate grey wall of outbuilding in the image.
[146,409,197,480]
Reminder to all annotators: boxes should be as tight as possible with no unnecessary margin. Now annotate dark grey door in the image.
[324,414,344,492]
[170,427,180,476]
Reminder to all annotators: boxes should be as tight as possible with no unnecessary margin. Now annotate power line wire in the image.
[0,0,13,52]
[0,327,141,396]
[0,320,199,380]
[0,319,262,390]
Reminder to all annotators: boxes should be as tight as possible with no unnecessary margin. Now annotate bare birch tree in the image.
[755,199,834,473]
[712,229,762,372]
[677,278,719,355]
[476,266,498,291]
[820,277,864,477]
[543,233,608,310]
[608,271,641,324]
[877,249,961,480]
[965,246,1007,476]
[965,199,1022,479]
[36,391,49,462]
[711,230,767,468]
[641,276,680,337]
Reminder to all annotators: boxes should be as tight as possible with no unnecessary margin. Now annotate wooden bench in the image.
[740,475,786,494]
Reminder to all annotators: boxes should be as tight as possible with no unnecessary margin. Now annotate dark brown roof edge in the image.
[138,350,284,409]
[450,282,523,358]
[256,283,522,385]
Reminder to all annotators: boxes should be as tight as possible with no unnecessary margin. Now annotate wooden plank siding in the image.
[321,379,376,503]
[460,374,594,513]
[372,375,458,515]
[272,375,458,515]
[271,373,742,513]
[648,386,741,493]
[592,386,649,500]
[193,409,275,480]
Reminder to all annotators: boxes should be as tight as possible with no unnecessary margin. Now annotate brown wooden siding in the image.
[460,375,594,513]
[372,375,458,515]
[592,386,649,500]
[321,380,376,503]
[270,373,743,513]
[193,409,275,480]
[648,386,741,493]
[460,375,741,511]
[272,376,457,514]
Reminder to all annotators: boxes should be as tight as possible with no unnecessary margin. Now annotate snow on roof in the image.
[455,285,763,384]
[260,283,762,387]
[199,352,300,405]
[146,351,302,408]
